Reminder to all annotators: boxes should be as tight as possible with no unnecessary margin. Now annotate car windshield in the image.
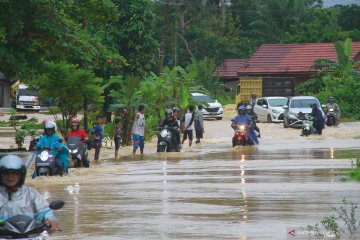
[192,95,214,103]
[290,99,318,108]
[18,89,38,96]
[268,98,288,107]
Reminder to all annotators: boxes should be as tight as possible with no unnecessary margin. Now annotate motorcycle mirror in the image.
[49,200,65,210]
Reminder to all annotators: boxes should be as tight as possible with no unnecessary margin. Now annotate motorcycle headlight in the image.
[40,151,49,161]
[240,125,245,130]
[272,109,280,114]
[160,129,169,138]
[71,149,78,154]
[329,109,334,112]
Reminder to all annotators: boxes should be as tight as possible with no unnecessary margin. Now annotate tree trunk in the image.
[221,0,225,29]
[83,99,89,133]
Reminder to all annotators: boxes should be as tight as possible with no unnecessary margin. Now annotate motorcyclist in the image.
[246,105,261,138]
[310,103,325,135]
[65,118,90,167]
[160,109,180,151]
[232,106,259,144]
[36,121,69,175]
[325,97,340,125]
[0,155,59,229]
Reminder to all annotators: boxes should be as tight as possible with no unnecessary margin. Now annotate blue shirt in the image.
[233,113,253,126]
[91,124,103,143]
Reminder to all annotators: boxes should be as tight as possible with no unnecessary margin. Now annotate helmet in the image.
[172,107,180,113]
[238,106,246,111]
[44,121,56,133]
[329,96,335,100]
[246,105,252,110]
[251,93,257,96]
[70,118,80,126]
[165,109,173,117]
[0,155,27,187]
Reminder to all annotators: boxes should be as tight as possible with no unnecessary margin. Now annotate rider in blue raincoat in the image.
[36,121,69,175]
[231,106,259,145]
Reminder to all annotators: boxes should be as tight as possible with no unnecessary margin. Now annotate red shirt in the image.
[66,129,88,140]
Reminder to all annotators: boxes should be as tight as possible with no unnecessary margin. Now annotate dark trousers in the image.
[94,142,102,160]
[314,124,323,135]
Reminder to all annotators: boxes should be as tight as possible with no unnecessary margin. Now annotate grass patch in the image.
[340,117,360,123]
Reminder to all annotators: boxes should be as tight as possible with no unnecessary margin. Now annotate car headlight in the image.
[40,151,49,161]
[272,109,280,114]
[288,113,298,119]
[160,129,170,138]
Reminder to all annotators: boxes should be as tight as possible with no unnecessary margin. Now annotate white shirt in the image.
[184,112,193,130]
[132,113,145,136]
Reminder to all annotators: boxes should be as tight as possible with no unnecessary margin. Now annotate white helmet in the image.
[246,105,252,110]
[44,120,57,132]
[0,155,27,187]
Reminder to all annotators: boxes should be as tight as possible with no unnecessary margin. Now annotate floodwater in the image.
[4,120,360,239]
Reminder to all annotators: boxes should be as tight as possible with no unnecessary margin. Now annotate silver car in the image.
[283,96,324,128]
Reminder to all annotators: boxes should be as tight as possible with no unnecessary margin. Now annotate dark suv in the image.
[283,96,324,128]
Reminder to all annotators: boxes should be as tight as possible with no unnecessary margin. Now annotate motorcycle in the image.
[35,148,58,176]
[0,200,65,240]
[294,112,314,137]
[66,136,89,168]
[326,108,336,126]
[232,124,250,147]
[157,126,177,152]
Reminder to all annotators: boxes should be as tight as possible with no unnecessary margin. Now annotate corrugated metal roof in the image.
[239,42,360,74]
[213,59,247,78]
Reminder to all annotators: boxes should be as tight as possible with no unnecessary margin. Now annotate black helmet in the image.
[165,109,173,117]
[0,155,27,187]
[172,107,180,113]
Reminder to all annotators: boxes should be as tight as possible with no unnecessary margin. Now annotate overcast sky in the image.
[323,0,360,7]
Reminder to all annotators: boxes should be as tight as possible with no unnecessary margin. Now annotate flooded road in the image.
[5,119,360,239]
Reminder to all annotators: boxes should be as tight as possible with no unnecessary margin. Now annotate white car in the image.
[254,97,288,123]
[190,93,224,120]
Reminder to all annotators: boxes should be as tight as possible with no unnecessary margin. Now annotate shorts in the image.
[114,137,121,150]
[133,134,144,149]
[183,130,193,141]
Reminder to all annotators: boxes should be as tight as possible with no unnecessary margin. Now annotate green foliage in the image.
[108,75,141,145]
[8,109,39,149]
[0,0,124,79]
[102,121,115,147]
[304,199,359,238]
[297,38,360,119]
[186,57,219,93]
[37,61,104,132]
